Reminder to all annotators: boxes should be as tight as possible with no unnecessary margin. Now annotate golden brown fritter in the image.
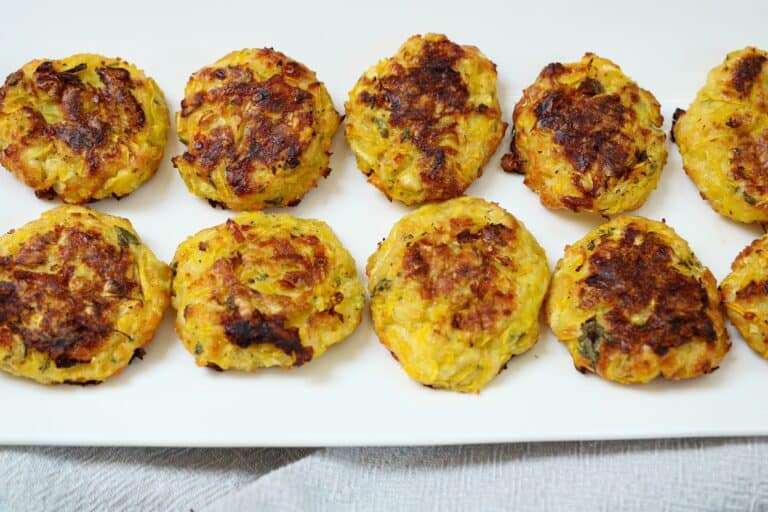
[721,234,768,359]
[547,216,730,384]
[502,53,666,215]
[367,196,550,393]
[0,54,169,203]
[172,212,364,371]
[173,49,341,211]
[673,47,768,223]
[0,206,171,384]
[345,33,506,205]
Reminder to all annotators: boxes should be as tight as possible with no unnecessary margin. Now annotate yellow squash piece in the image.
[346,33,506,205]
[172,212,364,370]
[673,47,768,224]
[367,196,550,393]
[721,234,768,359]
[173,49,341,211]
[0,206,171,384]
[0,54,169,203]
[547,216,730,384]
[502,53,666,215]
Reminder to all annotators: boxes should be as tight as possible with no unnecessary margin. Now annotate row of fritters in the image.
[0,199,766,391]
[1,36,767,222]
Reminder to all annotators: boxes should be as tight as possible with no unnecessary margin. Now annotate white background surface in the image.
[0,0,767,446]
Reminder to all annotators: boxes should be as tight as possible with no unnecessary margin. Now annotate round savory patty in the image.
[345,33,507,205]
[721,234,768,359]
[366,196,550,393]
[171,212,364,370]
[672,47,768,224]
[547,216,729,384]
[0,54,169,203]
[173,48,341,211]
[502,53,666,215]
[0,206,171,384]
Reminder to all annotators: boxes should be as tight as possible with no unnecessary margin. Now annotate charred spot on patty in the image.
[670,108,686,143]
[735,279,768,300]
[579,225,716,355]
[129,347,146,364]
[3,70,24,88]
[501,126,526,174]
[731,53,767,96]
[540,62,566,79]
[223,310,313,366]
[403,220,517,333]
[63,379,102,386]
[577,78,604,96]
[0,226,139,363]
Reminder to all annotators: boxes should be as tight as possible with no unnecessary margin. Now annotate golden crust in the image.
[0,206,171,384]
[502,53,666,215]
[171,212,364,370]
[673,47,768,223]
[0,54,169,203]
[173,48,341,211]
[721,234,768,358]
[345,33,506,206]
[366,196,550,393]
[546,216,730,384]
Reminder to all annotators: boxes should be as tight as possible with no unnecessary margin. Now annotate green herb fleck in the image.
[678,256,697,271]
[508,332,526,345]
[744,191,758,205]
[63,63,87,74]
[400,128,411,142]
[115,226,139,247]
[372,117,389,138]
[599,228,615,240]
[250,272,268,283]
[264,197,283,207]
[194,342,204,355]
[38,360,50,372]
[372,278,391,295]
[113,329,134,341]
[578,318,606,364]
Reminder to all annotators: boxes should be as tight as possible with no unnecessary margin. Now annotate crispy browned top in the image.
[208,226,333,365]
[0,226,139,367]
[175,64,315,196]
[729,128,768,198]
[402,219,517,333]
[735,279,768,301]
[530,80,643,210]
[731,53,766,96]
[1,61,146,176]
[357,38,477,200]
[579,225,716,355]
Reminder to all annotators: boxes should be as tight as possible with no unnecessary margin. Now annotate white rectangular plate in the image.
[2,0,768,447]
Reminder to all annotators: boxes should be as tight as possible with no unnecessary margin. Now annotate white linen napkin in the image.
[2,439,768,512]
